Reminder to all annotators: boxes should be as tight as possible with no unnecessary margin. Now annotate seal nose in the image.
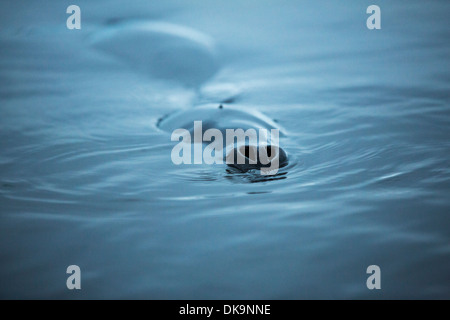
[226,144,288,173]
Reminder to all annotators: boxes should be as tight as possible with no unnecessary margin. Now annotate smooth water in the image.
[0,0,449,299]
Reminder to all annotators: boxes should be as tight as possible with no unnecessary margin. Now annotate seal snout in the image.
[226,143,288,173]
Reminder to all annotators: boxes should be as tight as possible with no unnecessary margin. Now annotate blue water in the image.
[0,0,449,299]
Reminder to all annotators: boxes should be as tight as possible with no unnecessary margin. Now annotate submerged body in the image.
[90,21,218,87]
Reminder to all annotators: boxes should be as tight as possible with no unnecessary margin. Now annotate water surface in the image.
[0,0,449,299]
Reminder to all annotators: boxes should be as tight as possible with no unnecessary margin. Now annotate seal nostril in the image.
[259,145,278,164]
[266,145,272,158]
[239,145,258,162]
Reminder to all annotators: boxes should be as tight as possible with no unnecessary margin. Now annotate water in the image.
[0,0,449,299]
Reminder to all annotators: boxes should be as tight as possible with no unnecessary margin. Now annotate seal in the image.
[158,104,289,174]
